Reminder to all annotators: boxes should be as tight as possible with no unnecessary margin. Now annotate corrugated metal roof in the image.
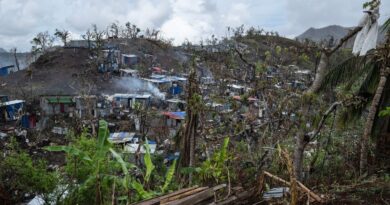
[109,132,135,144]
[113,93,152,99]
[0,100,24,107]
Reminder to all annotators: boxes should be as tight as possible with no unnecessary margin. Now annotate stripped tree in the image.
[292,0,383,179]
[181,64,203,184]
[54,29,71,47]
[10,48,20,71]
[317,15,389,175]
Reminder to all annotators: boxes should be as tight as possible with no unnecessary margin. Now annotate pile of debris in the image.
[133,184,252,205]
[135,170,327,205]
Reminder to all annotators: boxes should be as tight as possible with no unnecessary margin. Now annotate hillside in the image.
[0,38,189,98]
[297,24,387,47]
[1,25,389,205]
[0,35,314,99]
[297,25,351,43]
[0,48,7,53]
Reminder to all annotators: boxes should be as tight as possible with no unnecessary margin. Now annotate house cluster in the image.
[0,58,190,159]
[1,38,314,163]
[269,65,312,90]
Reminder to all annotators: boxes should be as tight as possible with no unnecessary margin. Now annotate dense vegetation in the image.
[0,1,389,204]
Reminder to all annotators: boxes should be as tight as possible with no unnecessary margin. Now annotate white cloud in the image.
[0,0,389,51]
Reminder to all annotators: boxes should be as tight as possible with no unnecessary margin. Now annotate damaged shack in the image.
[40,95,75,116]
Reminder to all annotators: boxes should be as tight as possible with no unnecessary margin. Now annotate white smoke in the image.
[115,77,166,100]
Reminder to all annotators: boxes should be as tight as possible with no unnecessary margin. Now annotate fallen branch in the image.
[327,26,363,55]
[309,101,342,142]
[262,171,324,203]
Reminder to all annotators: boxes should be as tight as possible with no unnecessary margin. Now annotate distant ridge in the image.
[0,47,7,53]
[296,25,386,47]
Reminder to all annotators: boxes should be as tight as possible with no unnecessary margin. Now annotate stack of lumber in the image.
[134,184,226,205]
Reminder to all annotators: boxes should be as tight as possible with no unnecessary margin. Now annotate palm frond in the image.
[357,60,381,95]
[336,58,382,129]
[336,103,366,129]
[344,60,375,90]
[319,56,366,92]
[382,17,390,33]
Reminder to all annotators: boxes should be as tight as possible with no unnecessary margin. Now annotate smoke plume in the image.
[115,77,166,100]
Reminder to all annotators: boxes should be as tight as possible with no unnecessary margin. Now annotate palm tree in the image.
[319,18,390,175]
[293,26,364,180]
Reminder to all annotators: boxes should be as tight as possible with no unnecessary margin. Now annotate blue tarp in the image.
[169,86,182,95]
[21,115,29,128]
[147,140,157,145]
[173,112,185,118]
[2,100,24,120]
[0,66,13,76]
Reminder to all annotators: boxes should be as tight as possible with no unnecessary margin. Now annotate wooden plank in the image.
[159,186,201,201]
[165,189,214,205]
[135,184,227,205]
[215,196,237,205]
[212,184,227,191]
[165,184,226,205]
[263,171,290,185]
[135,186,199,205]
[161,187,209,204]
[296,181,323,203]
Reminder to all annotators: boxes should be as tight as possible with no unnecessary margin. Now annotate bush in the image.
[0,138,58,203]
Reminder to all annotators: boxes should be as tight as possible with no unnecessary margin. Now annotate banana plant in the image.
[45,120,178,204]
[44,120,111,204]
[109,148,152,202]
[197,137,231,184]
[161,160,177,193]
[143,139,155,183]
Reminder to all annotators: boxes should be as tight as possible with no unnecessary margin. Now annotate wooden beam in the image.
[296,181,323,203]
[263,171,290,185]
[215,196,237,205]
[161,187,209,204]
[134,186,200,205]
[165,189,214,205]
[165,184,226,205]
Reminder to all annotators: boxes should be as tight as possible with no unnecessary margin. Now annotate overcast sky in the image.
[0,0,389,52]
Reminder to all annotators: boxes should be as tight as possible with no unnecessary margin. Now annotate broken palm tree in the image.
[314,3,389,175]
[293,0,381,180]
[180,67,203,184]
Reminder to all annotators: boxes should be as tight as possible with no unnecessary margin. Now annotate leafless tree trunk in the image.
[360,66,389,175]
[307,53,329,93]
[181,69,201,184]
